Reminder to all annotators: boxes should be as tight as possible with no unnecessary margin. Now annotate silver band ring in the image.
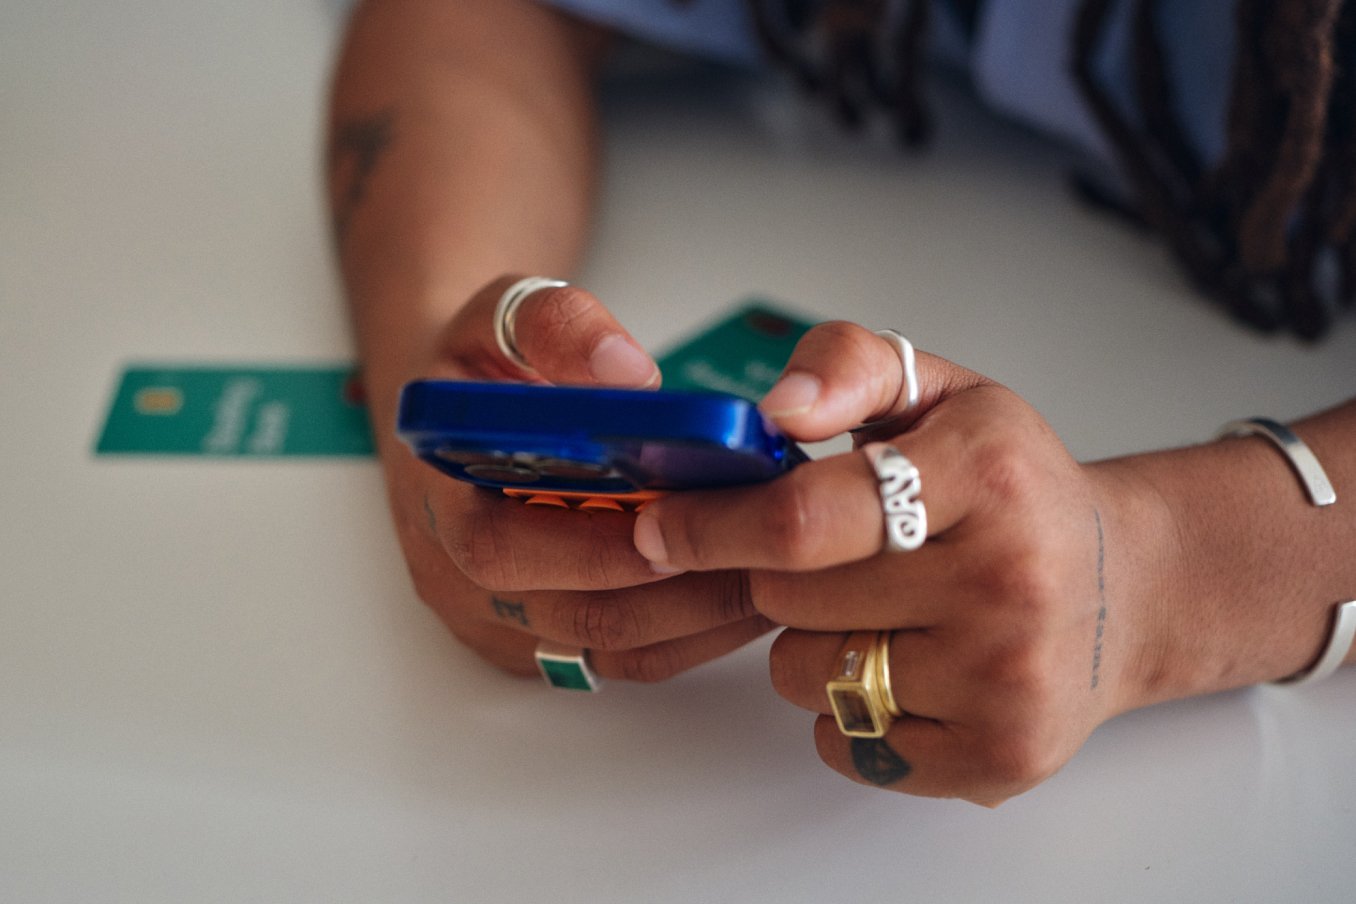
[495,277,569,372]
[851,329,919,434]
[865,443,927,553]
[535,641,602,692]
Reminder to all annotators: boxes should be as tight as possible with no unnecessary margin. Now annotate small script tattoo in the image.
[851,738,912,787]
[491,596,529,627]
[328,107,395,245]
[1090,509,1107,690]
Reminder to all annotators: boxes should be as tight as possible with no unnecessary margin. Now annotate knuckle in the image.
[616,643,685,684]
[565,593,646,651]
[973,439,1041,507]
[713,571,757,624]
[759,475,830,568]
[809,319,871,350]
[447,507,518,590]
[972,540,1063,620]
[981,644,1056,704]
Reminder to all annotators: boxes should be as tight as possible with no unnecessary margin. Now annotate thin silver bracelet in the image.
[1216,417,1352,685]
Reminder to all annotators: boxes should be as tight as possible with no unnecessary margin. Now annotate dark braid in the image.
[1239,1,1341,272]
[727,1,1355,338]
[745,0,935,146]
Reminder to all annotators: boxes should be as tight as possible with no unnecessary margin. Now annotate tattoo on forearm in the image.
[328,107,395,245]
[491,596,530,627]
[851,738,912,786]
[1090,509,1107,690]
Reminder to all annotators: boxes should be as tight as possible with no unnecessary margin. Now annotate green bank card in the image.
[93,300,815,458]
[656,300,817,401]
[95,365,373,457]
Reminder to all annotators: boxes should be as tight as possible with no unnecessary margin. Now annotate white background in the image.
[2,3,1354,902]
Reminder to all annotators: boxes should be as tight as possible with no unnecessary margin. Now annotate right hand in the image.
[374,276,775,680]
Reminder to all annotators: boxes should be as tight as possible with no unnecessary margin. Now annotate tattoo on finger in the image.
[491,595,530,627]
[851,737,912,786]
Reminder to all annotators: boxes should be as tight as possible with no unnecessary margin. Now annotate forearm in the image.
[1093,398,1356,712]
[327,0,606,426]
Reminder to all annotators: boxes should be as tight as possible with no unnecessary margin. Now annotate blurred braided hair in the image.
[719,0,1355,339]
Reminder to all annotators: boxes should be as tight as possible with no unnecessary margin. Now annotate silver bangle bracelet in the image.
[1216,417,1336,507]
[1216,417,1352,685]
[1273,601,1356,687]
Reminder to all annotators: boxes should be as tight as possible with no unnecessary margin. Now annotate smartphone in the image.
[396,380,805,502]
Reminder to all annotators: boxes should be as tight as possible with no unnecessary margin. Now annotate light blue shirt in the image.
[541,0,1237,165]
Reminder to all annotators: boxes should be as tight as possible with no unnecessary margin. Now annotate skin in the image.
[329,0,773,681]
[330,0,1356,806]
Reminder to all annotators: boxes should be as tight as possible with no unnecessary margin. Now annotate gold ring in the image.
[826,631,901,738]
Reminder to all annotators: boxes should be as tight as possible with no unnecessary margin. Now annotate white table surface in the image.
[3,3,1354,902]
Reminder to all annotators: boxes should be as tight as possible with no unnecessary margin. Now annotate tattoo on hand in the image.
[328,107,395,245]
[851,738,912,786]
[491,596,529,627]
[1090,509,1107,690]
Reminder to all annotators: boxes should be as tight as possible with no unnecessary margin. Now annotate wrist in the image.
[1083,455,1180,717]
[1085,424,1353,713]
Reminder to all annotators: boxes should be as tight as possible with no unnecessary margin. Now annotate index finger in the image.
[428,485,675,591]
[631,424,977,574]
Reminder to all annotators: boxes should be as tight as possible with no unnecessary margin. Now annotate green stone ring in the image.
[534,641,602,692]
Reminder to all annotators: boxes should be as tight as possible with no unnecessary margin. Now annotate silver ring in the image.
[851,330,919,434]
[495,277,568,372]
[865,443,926,553]
[534,641,602,692]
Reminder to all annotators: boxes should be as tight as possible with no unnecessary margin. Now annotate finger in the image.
[432,487,672,592]
[590,614,777,683]
[467,613,776,685]
[813,715,1026,804]
[756,321,990,441]
[750,559,966,631]
[632,424,978,573]
[434,594,774,685]
[768,628,977,722]
[443,275,660,387]
[482,571,758,652]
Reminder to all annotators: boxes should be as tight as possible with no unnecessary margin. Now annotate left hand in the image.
[631,322,1143,806]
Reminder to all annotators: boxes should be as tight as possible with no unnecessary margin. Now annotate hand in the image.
[631,322,1143,805]
[374,276,774,681]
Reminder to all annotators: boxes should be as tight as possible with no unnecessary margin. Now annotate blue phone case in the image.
[396,380,805,494]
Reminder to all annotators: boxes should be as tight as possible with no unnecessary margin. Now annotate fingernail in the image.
[590,334,659,387]
[759,372,821,418]
[633,511,682,574]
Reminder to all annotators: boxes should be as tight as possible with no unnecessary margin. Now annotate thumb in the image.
[443,275,661,388]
